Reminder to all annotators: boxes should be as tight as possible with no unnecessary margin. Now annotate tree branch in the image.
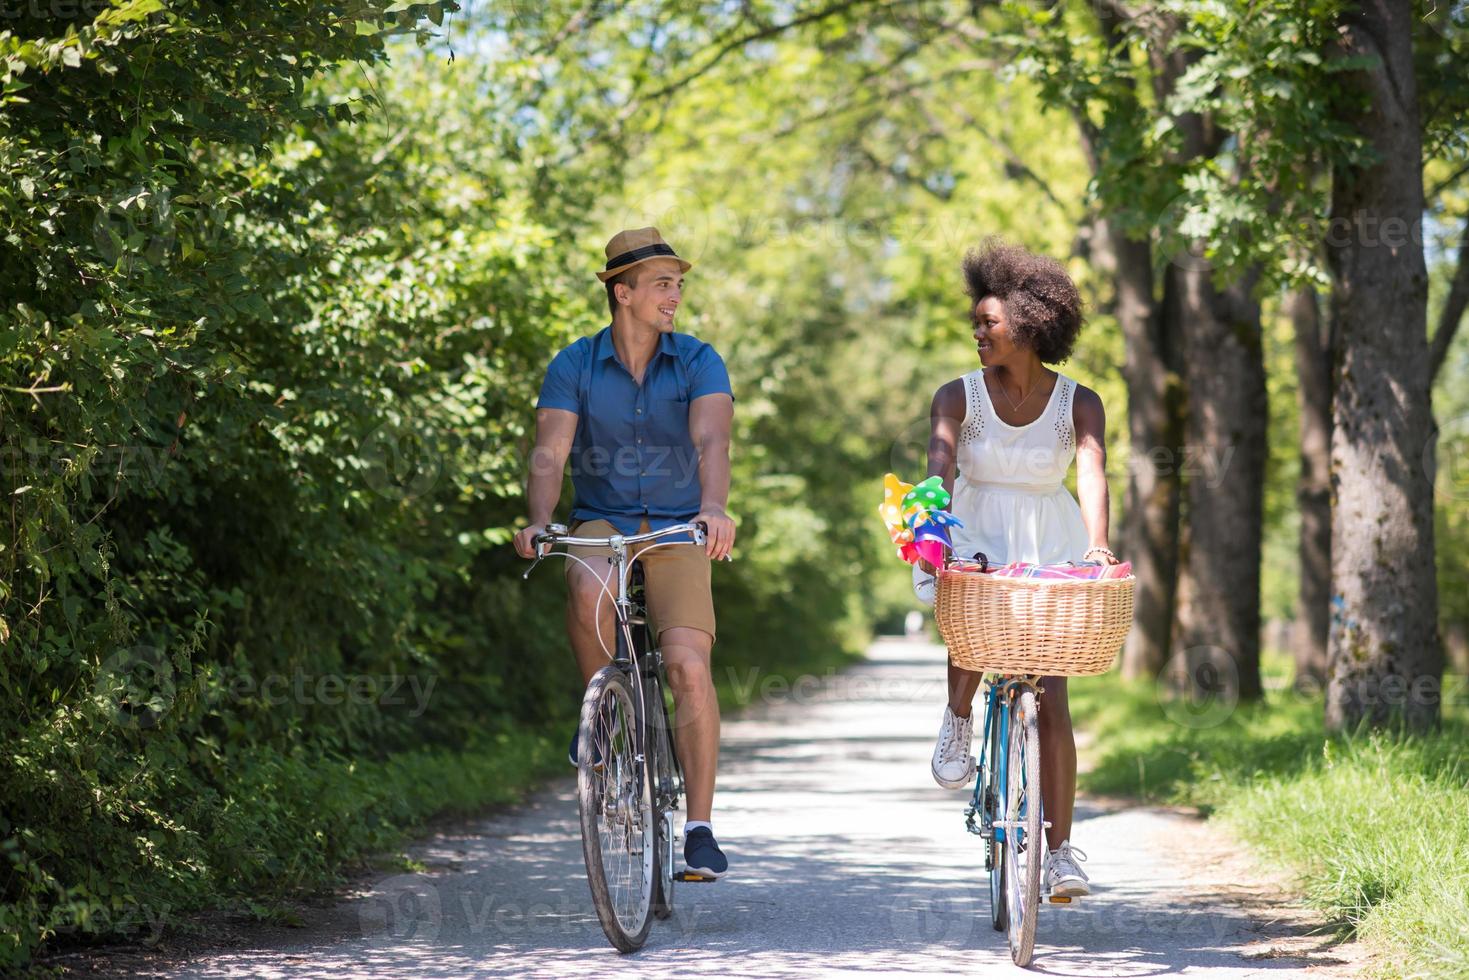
[1428,157,1469,203]
[1430,216,1469,384]
[620,0,883,112]
[770,60,1000,140]
[937,100,1072,216]
[855,142,952,202]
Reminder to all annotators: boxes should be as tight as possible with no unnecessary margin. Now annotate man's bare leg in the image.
[659,626,718,822]
[566,560,617,683]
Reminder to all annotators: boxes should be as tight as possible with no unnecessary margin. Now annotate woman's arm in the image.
[926,379,965,495]
[1073,384,1119,564]
[918,380,966,574]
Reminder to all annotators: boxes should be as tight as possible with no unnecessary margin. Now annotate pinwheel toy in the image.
[878,473,963,565]
[912,512,955,568]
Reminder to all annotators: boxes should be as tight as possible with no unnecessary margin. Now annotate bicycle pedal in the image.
[1047,895,1075,904]
[674,870,718,883]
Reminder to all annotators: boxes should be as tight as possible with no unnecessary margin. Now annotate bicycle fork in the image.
[965,680,1052,856]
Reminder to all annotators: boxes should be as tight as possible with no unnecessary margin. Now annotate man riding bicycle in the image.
[513,227,736,879]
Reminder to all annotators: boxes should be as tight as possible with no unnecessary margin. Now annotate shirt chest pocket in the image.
[637,362,691,455]
[648,393,690,448]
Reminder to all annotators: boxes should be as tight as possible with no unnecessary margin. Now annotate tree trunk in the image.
[1291,286,1332,692]
[1090,218,1182,680]
[1169,265,1267,703]
[1324,0,1442,732]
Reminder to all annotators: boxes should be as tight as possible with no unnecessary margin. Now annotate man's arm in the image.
[512,407,578,558]
[689,392,735,560]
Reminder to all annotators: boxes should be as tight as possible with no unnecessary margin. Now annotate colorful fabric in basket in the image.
[947,558,1132,580]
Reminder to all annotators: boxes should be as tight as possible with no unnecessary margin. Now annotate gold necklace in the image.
[994,372,1044,413]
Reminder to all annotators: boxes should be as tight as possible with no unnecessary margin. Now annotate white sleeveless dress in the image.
[913,369,1090,603]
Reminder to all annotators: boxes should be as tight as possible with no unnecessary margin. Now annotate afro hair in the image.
[961,238,1084,364]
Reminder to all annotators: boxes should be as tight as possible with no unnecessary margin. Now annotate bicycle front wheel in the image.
[578,666,656,952]
[648,674,677,920]
[1002,688,1043,966]
[983,692,1007,932]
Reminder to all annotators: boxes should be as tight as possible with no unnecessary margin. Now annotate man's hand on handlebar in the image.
[694,506,735,561]
[513,523,549,560]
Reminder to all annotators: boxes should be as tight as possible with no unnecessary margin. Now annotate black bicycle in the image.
[523,521,710,952]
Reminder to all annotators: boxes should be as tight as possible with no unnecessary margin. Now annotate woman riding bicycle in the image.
[915,238,1120,899]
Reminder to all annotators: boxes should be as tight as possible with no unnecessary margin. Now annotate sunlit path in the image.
[136,639,1354,979]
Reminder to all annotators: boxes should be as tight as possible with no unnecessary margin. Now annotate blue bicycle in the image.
[965,673,1055,967]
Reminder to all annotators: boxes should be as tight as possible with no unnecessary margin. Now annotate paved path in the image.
[137,639,1357,978]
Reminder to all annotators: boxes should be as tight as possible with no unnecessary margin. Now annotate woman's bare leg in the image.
[1035,675,1076,850]
[948,661,985,718]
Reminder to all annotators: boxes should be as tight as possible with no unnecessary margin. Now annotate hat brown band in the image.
[604,242,679,272]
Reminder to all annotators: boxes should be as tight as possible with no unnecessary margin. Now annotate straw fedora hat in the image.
[596,227,692,282]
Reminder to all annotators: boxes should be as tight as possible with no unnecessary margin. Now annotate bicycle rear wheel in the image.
[983,692,1007,932]
[578,666,656,952]
[1002,688,1043,966]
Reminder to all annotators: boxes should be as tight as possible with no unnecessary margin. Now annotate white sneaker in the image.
[930,705,976,789]
[1046,840,1091,897]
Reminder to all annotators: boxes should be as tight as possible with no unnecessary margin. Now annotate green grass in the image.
[1071,661,1469,979]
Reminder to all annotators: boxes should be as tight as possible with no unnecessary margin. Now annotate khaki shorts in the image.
[563,519,716,641]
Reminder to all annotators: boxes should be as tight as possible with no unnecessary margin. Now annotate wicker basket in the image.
[934,568,1136,675]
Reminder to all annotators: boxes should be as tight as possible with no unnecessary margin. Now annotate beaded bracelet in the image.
[1084,546,1117,562]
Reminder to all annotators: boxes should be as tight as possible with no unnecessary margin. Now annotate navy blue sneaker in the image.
[568,729,604,769]
[683,827,729,878]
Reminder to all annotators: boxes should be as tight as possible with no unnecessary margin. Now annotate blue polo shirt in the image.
[537,326,733,534]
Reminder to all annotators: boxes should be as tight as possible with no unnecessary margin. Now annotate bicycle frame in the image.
[966,673,1045,847]
[523,521,705,786]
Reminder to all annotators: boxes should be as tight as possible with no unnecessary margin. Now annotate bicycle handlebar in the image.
[533,521,708,550]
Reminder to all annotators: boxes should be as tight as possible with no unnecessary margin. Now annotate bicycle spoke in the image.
[578,669,654,950]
